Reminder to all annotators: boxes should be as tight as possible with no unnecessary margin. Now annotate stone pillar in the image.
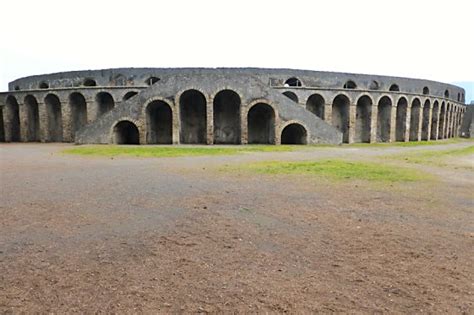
[18,101,28,142]
[324,104,332,124]
[172,105,180,145]
[348,104,356,144]
[62,100,72,142]
[404,106,411,142]
[241,107,248,145]
[38,101,48,142]
[369,105,378,143]
[389,105,397,142]
[206,97,213,145]
[425,103,432,141]
[0,106,4,142]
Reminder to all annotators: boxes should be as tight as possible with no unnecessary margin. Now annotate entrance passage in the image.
[355,96,372,143]
[24,95,40,142]
[113,121,139,144]
[44,94,63,142]
[179,89,207,144]
[247,103,275,144]
[332,95,350,143]
[377,96,392,142]
[146,100,172,144]
[281,123,307,144]
[395,98,408,141]
[213,90,241,144]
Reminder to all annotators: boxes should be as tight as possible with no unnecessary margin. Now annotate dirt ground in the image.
[0,143,473,313]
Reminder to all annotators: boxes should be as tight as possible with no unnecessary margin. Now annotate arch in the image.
[39,81,49,89]
[389,84,400,92]
[69,92,88,139]
[438,102,446,139]
[369,80,379,90]
[123,91,138,101]
[281,123,307,144]
[377,96,392,142]
[430,101,439,140]
[83,78,97,87]
[179,89,207,144]
[213,89,241,144]
[113,120,139,144]
[282,91,298,103]
[395,97,408,141]
[24,95,40,141]
[423,87,429,95]
[306,94,325,119]
[444,103,451,137]
[444,89,449,98]
[284,77,302,87]
[247,103,275,144]
[421,100,431,140]
[343,80,357,89]
[355,95,372,143]
[44,94,63,142]
[409,98,421,141]
[146,100,172,144]
[5,96,20,142]
[96,92,115,117]
[332,94,350,143]
[146,76,160,85]
[14,86,20,91]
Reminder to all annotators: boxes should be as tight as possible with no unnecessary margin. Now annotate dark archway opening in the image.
[369,80,379,90]
[395,98,408,141]
[389,84,400,92]
[69,93,88,140]
[146,100,172,144]
[355,96,372,143]
[421,100,431,140]
[213,90,241,144]
[282,91,298,103]
[306,94,325,119]
[5,96,20,142]
[444,90,449,98]
[113,121,139,144]
[284,77,302,87]
[430,101,439,140]
[24,95,40,142]
[39,82,49,89]
[45,94,63,142]
[332,95,350,143]
[96,92,115,117]
[409,99,421,141]
[248,103,275,144]
[179,89,207,144]
[343,80,357,89]
[281,123,307,144]
[83,78,97,87]
[423,87,429,95]
[377,96,392,142]
[123,91,138,101]
[146,77,160,85]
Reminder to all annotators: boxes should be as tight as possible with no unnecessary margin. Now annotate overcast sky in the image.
[0,0,473,101]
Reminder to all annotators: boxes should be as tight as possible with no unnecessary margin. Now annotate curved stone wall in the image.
[0,68,467,145]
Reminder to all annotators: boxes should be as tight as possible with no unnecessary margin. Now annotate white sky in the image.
[0,0,473,100]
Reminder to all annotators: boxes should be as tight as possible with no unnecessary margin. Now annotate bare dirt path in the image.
[0,143,473,313]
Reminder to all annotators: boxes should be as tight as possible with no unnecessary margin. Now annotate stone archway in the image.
[44,94,63,142]
[430,101,439,140]
[146,100,172,144]
[281,123,307,144]
[377,96,392,142]
[355,95,372,143]
[247,103,275,144]
[24,95,40,142]
[69,92,88,140]
[213,90,241,144]
[179,89,207,144]
[306,94,325,119]
[5,96,20,142]
[395,97,408,141]
[96,92,115,117]
[113,120,139,144]
[409,98,421,141]
[421,100,431,140]
[332,95,350,143]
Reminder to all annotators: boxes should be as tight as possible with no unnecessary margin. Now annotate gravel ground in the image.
[0,143,473,313]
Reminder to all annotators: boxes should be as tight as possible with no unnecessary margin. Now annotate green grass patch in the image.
[229,159,429,182]
[393,145,474,166]
[346,138,472,148]
[63,145,304,158]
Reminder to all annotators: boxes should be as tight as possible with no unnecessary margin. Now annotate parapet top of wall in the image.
[6,67,466,103]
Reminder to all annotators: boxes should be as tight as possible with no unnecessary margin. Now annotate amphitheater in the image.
[0,68,467,145]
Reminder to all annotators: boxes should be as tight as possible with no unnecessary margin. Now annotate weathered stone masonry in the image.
[0,68,467,145]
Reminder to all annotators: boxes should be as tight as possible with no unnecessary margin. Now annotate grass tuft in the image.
[228,160,429,182]
[63,145,303,158]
